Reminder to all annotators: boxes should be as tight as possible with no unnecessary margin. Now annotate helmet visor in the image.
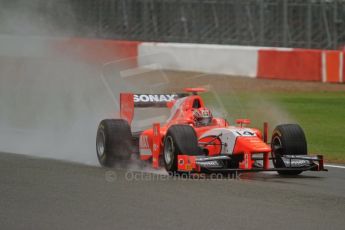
[197,117,212,126]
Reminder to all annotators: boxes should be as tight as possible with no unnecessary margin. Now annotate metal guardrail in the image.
[1,0,345,49]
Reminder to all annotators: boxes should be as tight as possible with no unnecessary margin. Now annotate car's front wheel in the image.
[271,124,307,175]
[163,125,201,174]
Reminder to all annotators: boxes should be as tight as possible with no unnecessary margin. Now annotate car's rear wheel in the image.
[271,124,307,175]
[163,125,202,174]
[96,119,132,167]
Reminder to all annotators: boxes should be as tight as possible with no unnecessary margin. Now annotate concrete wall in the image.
[138,43,259,78]
[1,35,343,83]
[138,42,344,83]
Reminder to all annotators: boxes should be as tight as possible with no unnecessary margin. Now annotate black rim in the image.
[96,128,106,161]
[271,135,283,166]
[164,136,175,170]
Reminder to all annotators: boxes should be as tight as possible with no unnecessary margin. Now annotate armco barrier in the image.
[257,49,322,81]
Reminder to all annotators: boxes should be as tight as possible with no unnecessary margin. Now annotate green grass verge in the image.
[202,91,345,163]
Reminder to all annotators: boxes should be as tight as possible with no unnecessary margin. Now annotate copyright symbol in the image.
[105,170,117,182]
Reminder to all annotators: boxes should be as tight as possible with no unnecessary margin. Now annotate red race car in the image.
[96,88,326,176]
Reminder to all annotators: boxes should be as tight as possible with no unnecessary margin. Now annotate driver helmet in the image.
[193,107,213,126]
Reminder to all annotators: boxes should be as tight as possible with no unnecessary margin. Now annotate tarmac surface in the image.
[0,152,344,230]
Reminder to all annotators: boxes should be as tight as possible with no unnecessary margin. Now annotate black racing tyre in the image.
[163,125,202,174]
[271,124,307,176]
[96,119,132,167]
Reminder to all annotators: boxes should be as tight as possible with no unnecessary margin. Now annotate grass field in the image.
[203,91,345,163]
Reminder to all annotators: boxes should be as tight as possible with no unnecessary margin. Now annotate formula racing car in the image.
[96,88,326,176]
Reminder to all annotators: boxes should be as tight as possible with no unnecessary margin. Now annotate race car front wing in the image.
[177,154,327,173]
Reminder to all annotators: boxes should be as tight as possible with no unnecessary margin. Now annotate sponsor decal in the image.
[153,126,159,136]
[235,130,256,137]
[134,94,178,103]
[198,160,222,168]
[153,144,158,152]
[139,135,152,155]
[283,158,311,167]
[139,135,150,149]
[244,153,249,169]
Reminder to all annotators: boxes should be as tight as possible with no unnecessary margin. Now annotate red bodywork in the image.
[121,90,271,171]
[120,89,325,173]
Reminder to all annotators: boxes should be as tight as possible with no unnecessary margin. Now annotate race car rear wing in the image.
[120,93,188,124]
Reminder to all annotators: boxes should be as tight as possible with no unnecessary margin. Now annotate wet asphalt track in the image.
[0,152,344,230]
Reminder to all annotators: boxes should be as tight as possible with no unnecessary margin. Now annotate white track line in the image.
[259,164,345,174]
[324,164,345,169]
